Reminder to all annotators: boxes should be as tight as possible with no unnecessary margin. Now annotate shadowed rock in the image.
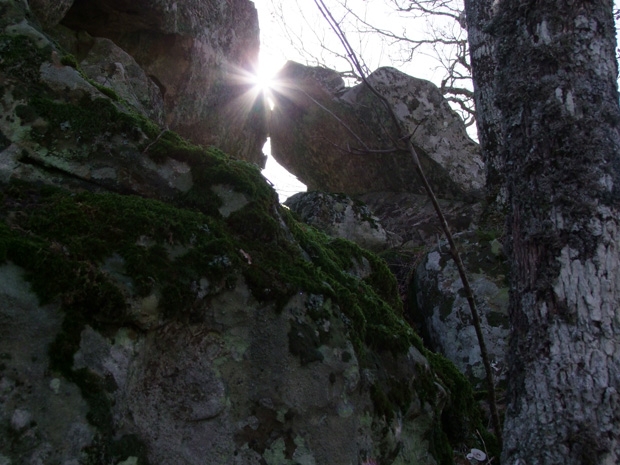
[269,61,484,199]
[51,0,268,165]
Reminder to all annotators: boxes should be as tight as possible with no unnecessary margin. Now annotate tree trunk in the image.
[475,1,620,463]
[464,0,505,210]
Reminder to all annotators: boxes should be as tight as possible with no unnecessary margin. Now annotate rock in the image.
[57,0,268,165]
[0,5,493,464]
[78,36,165,125]
[285,191,393,252]
[28,0,74,29]
[0,22,197,198]
[343,68,485,196]
[357,191,483,252]
[0,263,94,464]
[10,410,32,432]
[413,231,510,389]
[269,62,483,199]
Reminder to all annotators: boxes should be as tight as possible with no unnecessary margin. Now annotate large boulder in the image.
[269,62,484,199]
[28,0,74,29]
[285,191,393,252]
[0,5,495,464]
[413,231,510,390]
[77,35,166,126]
[48,0,267,165]
[358,191,484,251]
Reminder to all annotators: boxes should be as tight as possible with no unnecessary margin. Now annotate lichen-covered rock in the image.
[78,35,165,125]
[0,182,460,465]
[0,263,94,465]
[285,191,393,252]
[269,62,483,199]
[343,68,485,196]
[413,231,510,389]
[28,0,74,29]
[55,0,268,166]
[357,191,483,251]
[0,5,494,464]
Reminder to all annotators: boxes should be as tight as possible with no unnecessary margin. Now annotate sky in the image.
[251,0,459,84]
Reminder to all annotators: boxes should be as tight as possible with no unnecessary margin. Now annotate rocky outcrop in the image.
[269,62,484,199]
[41,0,268,165]
[358,191,484,251]
[285,191,393,252]
[413,232,510,390]
[0,3,493,464]
[77,35,166,125]
[28,0,74,29]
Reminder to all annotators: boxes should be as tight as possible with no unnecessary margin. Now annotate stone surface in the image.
[0,21,196,199]
[57,0,268,166]
[357,191,483,251]
[344,68,485,196]
[79,36,165,125]
[0,264,94,465]
[413,231,510,389]
[285,191,392,252]
[0,5,483,463]
[28,0,74,29]
[269,62,483,199]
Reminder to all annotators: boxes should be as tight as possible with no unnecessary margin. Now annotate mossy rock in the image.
[0,19,494,463]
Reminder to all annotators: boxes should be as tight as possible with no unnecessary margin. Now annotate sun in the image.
[225,59,283,117]
[249,64,280,109]
[251,67,276,93]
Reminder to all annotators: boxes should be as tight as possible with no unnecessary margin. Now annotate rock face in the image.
[78,35,166,125]
[285,191,392,252]
[0,3,492,465]
[357,191,483,251]
[413,232,510,389]
[28,0,74,29]
[269,62,484,199]
[46,0,268,165]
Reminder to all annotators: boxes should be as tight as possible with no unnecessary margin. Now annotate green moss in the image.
[30,95,158,147]
[425,352,500,463]
[0,34,50,83]
[144,130,207,164]
[476,228,502,242]
[92,82,122,101]
[82,433,150,465]
[60,53,79,69]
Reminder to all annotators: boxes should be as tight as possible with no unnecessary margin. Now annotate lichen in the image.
[0,26,493,464]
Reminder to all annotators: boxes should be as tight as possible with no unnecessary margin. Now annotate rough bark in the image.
[464,0,505,209]
[487,1,620,463]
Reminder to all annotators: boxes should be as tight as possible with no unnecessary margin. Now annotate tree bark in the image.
[464,0,505,209]
[478,1,620,463]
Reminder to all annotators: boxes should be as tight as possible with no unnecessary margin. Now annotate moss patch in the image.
[29,95,158,148]
[425,352,500,464]
[0,34,50,84]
